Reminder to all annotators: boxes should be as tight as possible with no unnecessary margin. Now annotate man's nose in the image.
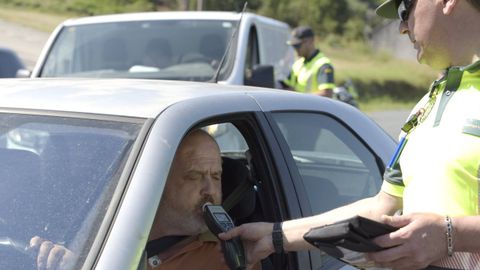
[200,176,216,195]
[399,20,409,35]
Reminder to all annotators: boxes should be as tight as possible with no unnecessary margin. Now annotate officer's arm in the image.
[280,191,402,251]
[315,64,335,97]
[280,72,295,91]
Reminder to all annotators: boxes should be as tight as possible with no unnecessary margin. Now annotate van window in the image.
[244,27,260,83]
[256,23,295,82]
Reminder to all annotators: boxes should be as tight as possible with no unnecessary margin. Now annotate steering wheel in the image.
[0,218,36,268]
[0,236,37,269]
[180,53,212,65]
[0,236,32,254]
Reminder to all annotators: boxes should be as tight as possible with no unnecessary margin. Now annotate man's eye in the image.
[212,174,221,181]
[186,174,201,180]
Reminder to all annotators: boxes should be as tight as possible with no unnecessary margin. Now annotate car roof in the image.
[61,11,247,26]
[0,78,282,118]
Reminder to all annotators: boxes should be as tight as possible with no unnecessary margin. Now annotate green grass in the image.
[358,96,417,112]
[0,5,71,32]
[321,40,437,106]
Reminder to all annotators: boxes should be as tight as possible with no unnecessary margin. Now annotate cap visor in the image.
[376,0,399,19]
[287,39,302,46]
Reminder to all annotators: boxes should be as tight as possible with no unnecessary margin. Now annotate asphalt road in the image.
[0,19,50,69]
[366,109,410,141]
[0,19,411,141]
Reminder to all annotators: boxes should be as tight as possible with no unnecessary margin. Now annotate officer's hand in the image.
[368,213,447,269]
[29,236,76,270]
[314,89,334,98]
[219,222,275,269]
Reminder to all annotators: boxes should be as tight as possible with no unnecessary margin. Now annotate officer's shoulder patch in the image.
[319,64,333,74]
[323,68,333,74]
[462,118,480,137]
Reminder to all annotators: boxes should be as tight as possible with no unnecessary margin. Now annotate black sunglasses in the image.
[398,0,416,22]
[292,42,303,49]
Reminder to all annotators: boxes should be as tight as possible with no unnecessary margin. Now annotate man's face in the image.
[157,131,222,235]
[293,37,313,58]
[399,0,452,69]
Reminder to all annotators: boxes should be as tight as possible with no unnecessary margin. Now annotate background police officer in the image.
[283,26,335,98]
[283,26,358,107]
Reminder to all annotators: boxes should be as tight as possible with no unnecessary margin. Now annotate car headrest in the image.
[221,157,256,221]
[0,148,43,235]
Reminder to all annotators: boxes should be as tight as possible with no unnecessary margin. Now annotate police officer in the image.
[283,26,336,98]
[221,0,480,269]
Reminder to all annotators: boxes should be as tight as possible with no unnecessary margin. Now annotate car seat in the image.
[301,175,341,214]
[39,133,128,241]
[143,38,173,68]
[221,157,256,222]
[0,148,44,239]
[198,33,226,67]
[102,37,129,70]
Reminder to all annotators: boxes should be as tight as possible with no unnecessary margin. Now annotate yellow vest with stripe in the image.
[382,60,480,269]
[287,52,335,93]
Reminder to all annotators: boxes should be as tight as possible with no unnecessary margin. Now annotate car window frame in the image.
[155,111,307,270]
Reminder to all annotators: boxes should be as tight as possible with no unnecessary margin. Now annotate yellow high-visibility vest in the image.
[286,52,335,93]
[382,60,480,269]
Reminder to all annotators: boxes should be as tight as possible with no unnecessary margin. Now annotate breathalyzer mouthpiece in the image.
[202,202,212,212]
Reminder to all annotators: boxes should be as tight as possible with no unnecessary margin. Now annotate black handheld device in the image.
[203,203,246,270]
[303,215,397,258]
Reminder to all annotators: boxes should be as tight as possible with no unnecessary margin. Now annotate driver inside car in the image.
[29,129,260,270]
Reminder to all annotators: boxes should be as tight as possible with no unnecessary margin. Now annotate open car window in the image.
[0,113,143,269]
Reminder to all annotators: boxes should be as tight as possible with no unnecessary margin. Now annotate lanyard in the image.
[387,66,467,170]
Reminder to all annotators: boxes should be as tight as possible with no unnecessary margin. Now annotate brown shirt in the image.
[146,233,260,270]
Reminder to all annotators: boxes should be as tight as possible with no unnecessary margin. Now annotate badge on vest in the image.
[462,118,480,137]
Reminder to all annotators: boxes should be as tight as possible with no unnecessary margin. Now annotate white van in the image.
[31,11,295,88]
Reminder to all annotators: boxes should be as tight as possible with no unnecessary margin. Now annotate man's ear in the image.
[442,0,458,15]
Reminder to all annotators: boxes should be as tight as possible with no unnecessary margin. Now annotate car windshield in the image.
[0,113,143,269]
[40,20,236,82]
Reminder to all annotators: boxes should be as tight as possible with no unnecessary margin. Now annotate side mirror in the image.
[16,69,31,78]
[245,65,274,88]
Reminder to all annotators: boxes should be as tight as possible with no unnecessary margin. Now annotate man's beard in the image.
[190,194,217,232]
[159,194,218,235]
[195,194,217,213]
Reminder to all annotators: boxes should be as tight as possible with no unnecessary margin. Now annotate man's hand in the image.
[369,213,448,269]
[29,236,76,270]
[219,222,275,270]
[315,88,333,98]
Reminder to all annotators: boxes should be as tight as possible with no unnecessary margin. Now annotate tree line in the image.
[2,0,388,42]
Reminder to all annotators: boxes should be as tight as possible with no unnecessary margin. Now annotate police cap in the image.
[287,26,314,46]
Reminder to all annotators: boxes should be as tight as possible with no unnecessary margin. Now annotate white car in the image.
[0,78,394,269]
[31,11,295,88]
